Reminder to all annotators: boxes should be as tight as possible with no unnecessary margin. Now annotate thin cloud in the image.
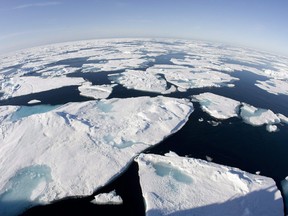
[14,2,61,10]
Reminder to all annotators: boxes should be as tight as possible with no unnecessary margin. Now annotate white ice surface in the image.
[109,69,176,94]
[240,103,280,126]
[91,190,123,205]
[193,92,241,119]
[193,93,285,130]
[0,96,193,215]
[0,76,85,100]
[136,152,283,216]
[149,65,239,91]
[27,99,41,104]
[266,124,278,132]
[255,79,288,96]
[78,82,115,99]
[277,113,288,124]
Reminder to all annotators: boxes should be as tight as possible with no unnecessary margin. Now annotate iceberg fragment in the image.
[136,153,283,216]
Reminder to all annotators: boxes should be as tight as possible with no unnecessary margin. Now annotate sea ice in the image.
[150,65,239,91]
[266,124,278,132]
[91,190,123,205]
[0,76,85,100]
[193,92,241,119]
[240,103,281,126]
[193,93,285,130]
[109,69,176,94]
[136,152,283,216]
[78,82,115,99]
[255,79,288,96]
[277,113,288,124]
[0,96,193,215]
[27,99,41,104]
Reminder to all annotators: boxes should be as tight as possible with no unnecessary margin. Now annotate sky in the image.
[0,0,288,56]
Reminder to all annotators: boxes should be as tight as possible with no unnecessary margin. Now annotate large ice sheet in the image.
[0,96,193,215]
[0,76,85,100]
[255,79,288,96]
[136,152,283,216]
[193,92,241,119]
[78,82,115,99]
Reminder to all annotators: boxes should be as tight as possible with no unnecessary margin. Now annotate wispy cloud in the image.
[14,2,61,10]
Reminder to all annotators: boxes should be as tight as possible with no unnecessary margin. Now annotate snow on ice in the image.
[255,79,288,96]
[91,190,123,205]
[136,152,283,216]
[193,92,241,119]
[78,82,115,99]
[0,76,85,100]
[193,92,286,132]
[0,96,193,215]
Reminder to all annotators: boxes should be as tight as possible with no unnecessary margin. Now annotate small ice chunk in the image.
[240,103,280,126]
[207,120,221,126]
[255,79,288,96]
[91,190,123,205]
[266,124,278,132]
[256,171,261,175]
[27,99,41,104]
[198,118,204,122]
[193,93,241,120]
[205,155,213,162]
[78,82,115,99]
[136,153,283,216]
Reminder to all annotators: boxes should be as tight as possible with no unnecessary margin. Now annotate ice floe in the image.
[27,99,41,104]
[0,96,193,215]
[136,152,283,216]
[255,79,288,96]
[0,76,85,100]
[78,82,115,99]
[193,92,241,119]
[91,190,123,205]
[240,103,280,126]
[109,69,176,94]
[193,92,285,131]
[150,65,239,91]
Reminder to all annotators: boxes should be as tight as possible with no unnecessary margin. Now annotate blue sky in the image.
[0,0,288,55]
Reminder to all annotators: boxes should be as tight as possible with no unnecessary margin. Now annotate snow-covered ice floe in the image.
[255,79,288,96]
[193,92,241,119]
[91,190,123,205]
[193,92,286,132]
[136,152,283,216]
[109,69,176,94]
[240,103,280,126]
[0,76,85,100]
[0,96,193,215]
[78,82,115,99]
